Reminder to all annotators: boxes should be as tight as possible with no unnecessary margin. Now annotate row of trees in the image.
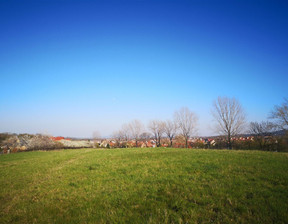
[96,97,287,150]
[110,107,198,149]
[247,98,288,151]
[113,107,198,150]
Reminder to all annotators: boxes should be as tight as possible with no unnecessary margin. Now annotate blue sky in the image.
[0,0,287,138]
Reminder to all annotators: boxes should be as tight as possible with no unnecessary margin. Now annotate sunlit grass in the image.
[0,148,287,223]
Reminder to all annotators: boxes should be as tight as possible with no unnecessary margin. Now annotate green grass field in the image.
[0,148,287,224]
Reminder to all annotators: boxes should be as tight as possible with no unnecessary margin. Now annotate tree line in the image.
[104,97,288,151]
[1,96,287,153]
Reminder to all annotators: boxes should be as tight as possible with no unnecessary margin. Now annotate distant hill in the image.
[200,129,287,139]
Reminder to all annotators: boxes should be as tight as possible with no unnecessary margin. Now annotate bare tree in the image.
[128,120,144,147]
[164,119,178,147]
[270,98,288,129]
[174,107,198,148]
[148,120,165,147]
[112,130,124,147]
[139,132,152,147]
[212,96,246,149]
[139,132,151,141]
[249,121,275,149]
[92,131,101,147]
[120,124,131,142]
[93,131,101,142]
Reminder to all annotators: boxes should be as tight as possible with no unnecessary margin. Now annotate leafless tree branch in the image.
[269,98,288,129]
[211,97,246,149]
[174,107,198,148]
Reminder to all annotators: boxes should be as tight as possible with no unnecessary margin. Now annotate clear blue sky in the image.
[0,0,287,138]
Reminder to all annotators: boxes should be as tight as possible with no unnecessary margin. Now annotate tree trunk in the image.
[227,133,232,149]
[158,136,161,147]
[170,138,173,147]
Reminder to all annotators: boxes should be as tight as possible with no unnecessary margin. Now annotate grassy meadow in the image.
[0,148,288,223]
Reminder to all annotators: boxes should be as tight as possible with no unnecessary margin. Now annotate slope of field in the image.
[0,148,287,223]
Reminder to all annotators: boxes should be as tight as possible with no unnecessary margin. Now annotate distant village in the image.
[1,97,287,153]
[0,131,285,154]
